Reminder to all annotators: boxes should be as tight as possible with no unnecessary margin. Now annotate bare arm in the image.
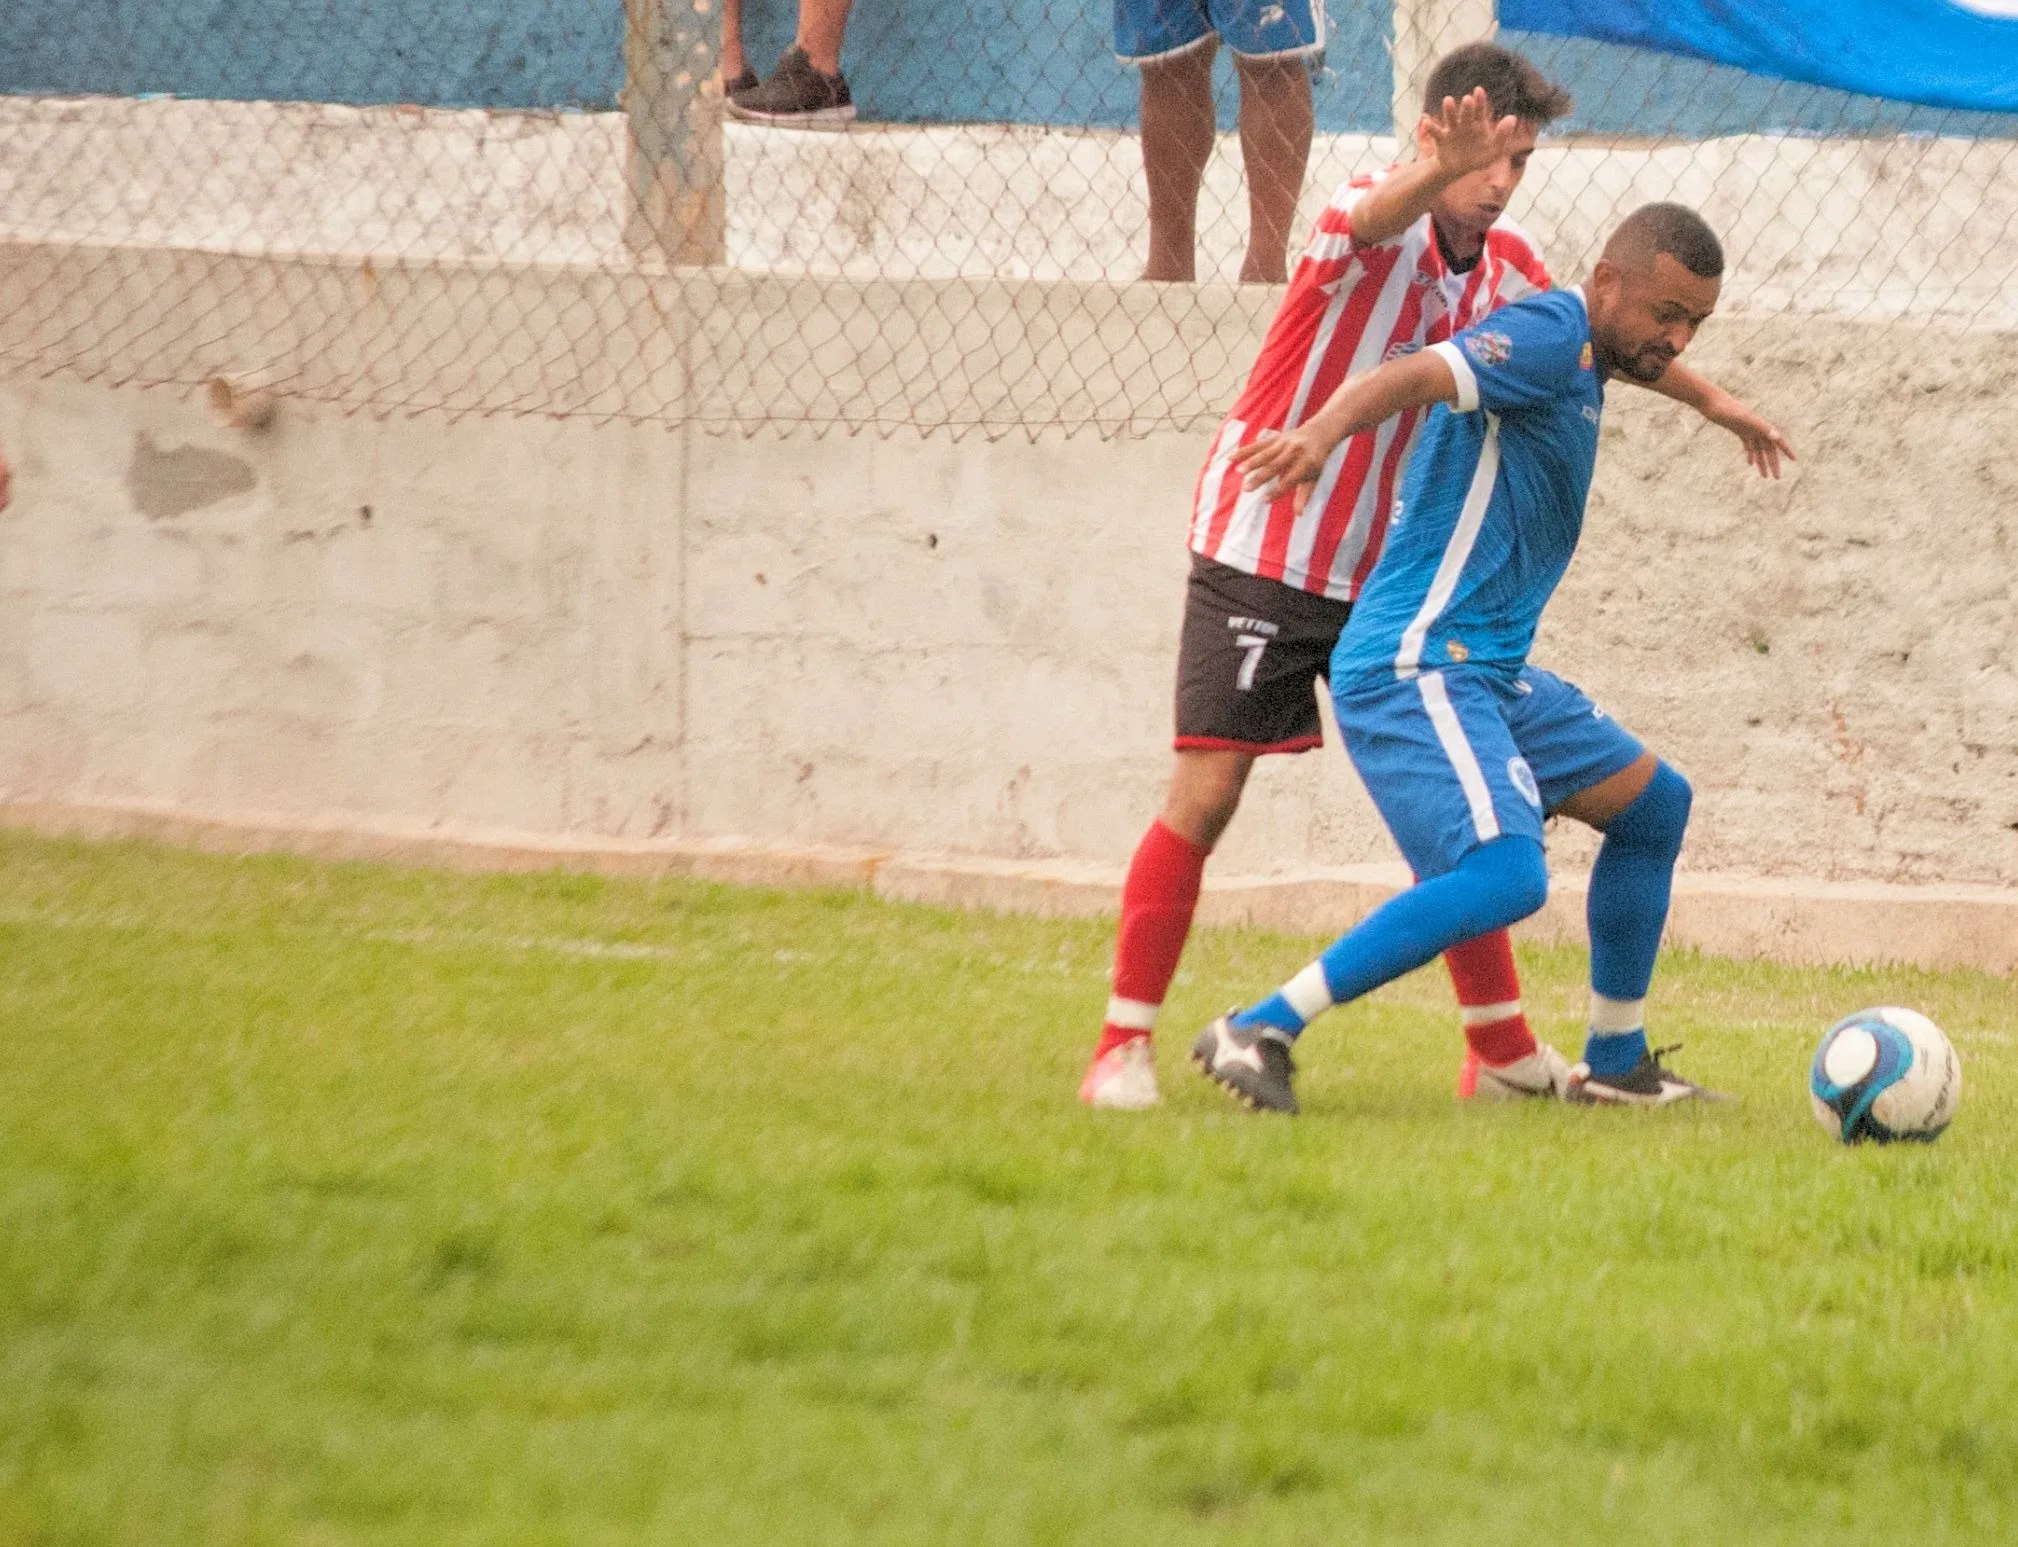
[1348,89,1525,249]
[1347,159,1465,252]
[1229,350,1460,493]
[1638,361,1796,480]
[0,450,10,515]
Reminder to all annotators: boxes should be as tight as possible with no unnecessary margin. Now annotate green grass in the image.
[1,831,2015,1545]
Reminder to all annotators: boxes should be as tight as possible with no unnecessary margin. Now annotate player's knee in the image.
[1185,789,1244,849]
[1613,761,1692,857]
[1462,837,1550,931]
[1497,840,1553,923]
[1163,753,1251,848]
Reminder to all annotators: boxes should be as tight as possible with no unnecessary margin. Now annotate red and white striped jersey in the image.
[1189,167,1551,601]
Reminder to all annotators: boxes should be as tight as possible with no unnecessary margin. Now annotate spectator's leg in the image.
[721,0,748,85]
[796,0,856,77]
[1140,41,1218,282]
[1232,53,1312,284]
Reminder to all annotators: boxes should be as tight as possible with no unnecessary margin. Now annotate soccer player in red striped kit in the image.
[1081,42,1793,1109]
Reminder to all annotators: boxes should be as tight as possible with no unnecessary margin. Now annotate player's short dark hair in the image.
[1423,42,1573,127]
[1605,202,1725,279]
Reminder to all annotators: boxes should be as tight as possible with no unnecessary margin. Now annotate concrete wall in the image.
[6,98,2012,325]
[3,254,2016,937]
[5,0,2012,138]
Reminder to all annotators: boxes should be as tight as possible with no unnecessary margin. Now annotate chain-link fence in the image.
[1,0,2014,436]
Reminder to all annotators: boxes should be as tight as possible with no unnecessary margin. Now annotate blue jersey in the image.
[1331,287,1605,687]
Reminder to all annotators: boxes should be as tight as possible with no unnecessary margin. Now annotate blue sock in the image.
[1583,1028,1649,1078]
[1581,762,1691,1072]
[1233,837,1548,1039]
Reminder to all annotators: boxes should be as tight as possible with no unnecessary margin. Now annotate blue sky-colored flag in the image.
[1501,0,2018,113]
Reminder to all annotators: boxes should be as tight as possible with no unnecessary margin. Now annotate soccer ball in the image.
[1809,1007,1961,1145]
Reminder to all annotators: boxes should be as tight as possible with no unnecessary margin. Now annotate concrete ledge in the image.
[0,801,890,891]
[876,852,1123,919]
[4,800,2013,975]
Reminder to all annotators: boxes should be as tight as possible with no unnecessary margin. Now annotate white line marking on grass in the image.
[0,908,681,962]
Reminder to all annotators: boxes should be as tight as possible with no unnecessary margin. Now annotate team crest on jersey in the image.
[1579,341,1594,370]
[1465,331,1513,367]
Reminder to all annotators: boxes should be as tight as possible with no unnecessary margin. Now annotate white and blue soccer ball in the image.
[1809,1007,1961,1145]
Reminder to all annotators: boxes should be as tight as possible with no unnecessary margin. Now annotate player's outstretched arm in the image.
[1639,361,1796,480]
[1230,350,1460,492]
[1348,88,1524,249]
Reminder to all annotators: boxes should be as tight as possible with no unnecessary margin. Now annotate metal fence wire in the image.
[1,0,2015,437]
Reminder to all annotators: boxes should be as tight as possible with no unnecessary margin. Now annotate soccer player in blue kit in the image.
[1191,203,1743,1114]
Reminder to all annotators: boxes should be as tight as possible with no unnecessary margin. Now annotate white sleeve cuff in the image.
[1429,340,1480,413]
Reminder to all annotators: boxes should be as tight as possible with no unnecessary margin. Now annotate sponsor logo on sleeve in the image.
[1579,341,1594,370]
[1508,756,1543,808]
[1465,331,1513,368]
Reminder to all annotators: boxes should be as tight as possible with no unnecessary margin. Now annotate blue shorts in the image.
[1334,665,1646,880]
[1115,0,1325,63]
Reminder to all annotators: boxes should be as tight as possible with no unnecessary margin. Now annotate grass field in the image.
[2,831,2015,1544]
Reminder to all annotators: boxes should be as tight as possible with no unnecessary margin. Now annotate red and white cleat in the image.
[1079,1036,1162,1110]
[1458,1043,1573,1101]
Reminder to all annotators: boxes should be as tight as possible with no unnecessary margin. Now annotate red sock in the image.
[1092,819,1210,1060]
[1444,930,1538,1067]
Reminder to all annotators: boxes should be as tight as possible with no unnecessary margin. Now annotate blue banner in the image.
[1502,0,2018,114]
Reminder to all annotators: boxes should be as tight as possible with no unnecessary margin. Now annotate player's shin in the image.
[1445,929,1538,1079]
[1582,762,1692,1074]
[1232,838,1549,1040]
[1093,818,1208,1058]
[1084,819,1211,1108]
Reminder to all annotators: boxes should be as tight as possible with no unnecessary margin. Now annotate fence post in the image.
[1392,0,1498,146]
[624,0,726,266]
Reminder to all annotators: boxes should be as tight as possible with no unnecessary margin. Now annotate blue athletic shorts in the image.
[1333,665,1646,880]
[1115,0,1325,63]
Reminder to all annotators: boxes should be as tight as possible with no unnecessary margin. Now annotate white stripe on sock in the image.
[1461,999,1523,1027]
[1104,995,1159,1032]
[1283,961,1335,1022]
[1588,993,1647,1035]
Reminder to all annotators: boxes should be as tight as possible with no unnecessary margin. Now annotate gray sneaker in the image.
[726,46,856,127]
[1191,1013,1299,1115]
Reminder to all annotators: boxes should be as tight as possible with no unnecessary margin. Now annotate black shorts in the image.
[1174,553,1355,754]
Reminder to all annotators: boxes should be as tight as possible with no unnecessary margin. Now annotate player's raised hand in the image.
[1704,395,1796,479]
[1423,87,1524,181]
[1230,426,1330,497]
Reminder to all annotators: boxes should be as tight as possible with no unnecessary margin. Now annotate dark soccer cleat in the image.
[726,46,857,127]
[1567,1043,1729,1106]
[1191,1013,1299,1114]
